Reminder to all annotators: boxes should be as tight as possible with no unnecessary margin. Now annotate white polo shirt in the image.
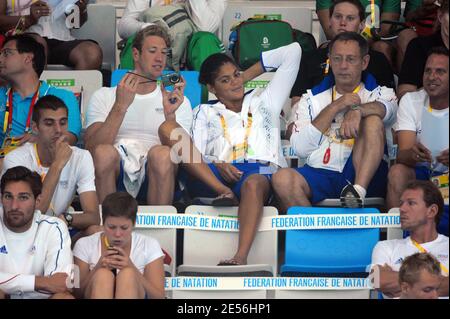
[1,143,96,216]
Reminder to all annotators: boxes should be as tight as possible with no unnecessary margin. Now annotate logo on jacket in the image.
[0,245,8,254]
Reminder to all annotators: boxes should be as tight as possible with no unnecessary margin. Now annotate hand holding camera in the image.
[161,73,185,121]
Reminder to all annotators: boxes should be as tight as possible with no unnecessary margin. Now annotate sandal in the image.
[217,258,242,266]
[211,194,238,207]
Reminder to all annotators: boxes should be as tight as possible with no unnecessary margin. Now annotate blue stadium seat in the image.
[111,69,202,108]
[281,207,380,277]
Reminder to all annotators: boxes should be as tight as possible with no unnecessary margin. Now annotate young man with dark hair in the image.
[0,166,73,299]
[1,95,99,239]
[0,34,82,165]
[372,180,449,299]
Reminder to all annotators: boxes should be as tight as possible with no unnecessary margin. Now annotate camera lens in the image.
[170,74,180,84]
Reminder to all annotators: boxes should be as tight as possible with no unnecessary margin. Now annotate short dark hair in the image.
[0,166,42,198]
[427,46,449,59]
[404,180,444,225]
[132,24,171,52]
[199,53,238,86]
[4,34,45,76]
[329,31,369,57]
[329,0,365,22]
[32,95,68,124]
[399,252,441,285]
[102,192,138,225]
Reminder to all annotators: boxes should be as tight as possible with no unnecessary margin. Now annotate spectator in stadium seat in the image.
[398,0,449,99]
[160,42,301,266]
[290,0,395,110]
[316,0,400,42]
[84,25,235,205]
[273,32,397,209]
[0,0,102,70]
[73,191,165,299]
[399,252,442,299]
[118,0,226,40]
[0,35,82,170]
[0,166,74,299]
[386,47,448,232]
[1,95,100,242]
[395,0,441,75]
[371,180,449,299]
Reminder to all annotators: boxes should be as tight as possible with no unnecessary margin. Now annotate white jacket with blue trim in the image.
[0,209,73,299]
[290,74,398,172]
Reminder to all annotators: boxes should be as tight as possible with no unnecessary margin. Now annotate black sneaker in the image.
[340,184,363,208]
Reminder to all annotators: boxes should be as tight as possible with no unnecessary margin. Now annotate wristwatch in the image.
[63,213,73,227]
[350,104,362,115]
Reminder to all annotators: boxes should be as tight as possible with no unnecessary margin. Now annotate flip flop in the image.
[211,194,238,207]
[217,258,242,266]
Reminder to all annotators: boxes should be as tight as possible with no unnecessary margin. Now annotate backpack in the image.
[186,31,226,102]
[119,4,197,71]
[230,19,317,70]
[140,4,198,71]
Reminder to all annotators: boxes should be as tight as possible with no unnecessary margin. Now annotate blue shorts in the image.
[183,162,273,200]
[294,153,388,204]
[69,227,81,238]
[116,161,181,203]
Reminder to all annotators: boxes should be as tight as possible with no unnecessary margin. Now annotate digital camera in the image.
[161,73,180,87]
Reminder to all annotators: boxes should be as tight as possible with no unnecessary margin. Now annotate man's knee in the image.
[158,120,180,145]
[272,168,306,195]
[92,144,119,172]
[362,115,384,134]
[148,146,175,174]
[72,41,103,69]
[241,174,269,194]
[388,164,414,185]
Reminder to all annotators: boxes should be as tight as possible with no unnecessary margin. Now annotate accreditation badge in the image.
[0,136,21,158]
[431,173,449,203]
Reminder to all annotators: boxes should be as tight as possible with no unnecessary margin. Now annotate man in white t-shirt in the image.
[371,180,449,299]
[387,47,449,210]
[117,0,227,40]
[85,25,234,205]
[0,0,102,70]
[1,95,100,237]
[0,166,73,299]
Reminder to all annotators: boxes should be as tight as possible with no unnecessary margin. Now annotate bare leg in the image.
[49,292,75,299]
[371,41,394,69]
[352,115,385,189]
[84,268,115,299]
[386,163,416,210]
[158,120,236,198]
[272,168,312,212]
[396,29,418,74]
[92,144,120,204]
[69,41,103,70]
[115,267,145,299]
[228,174,270,265]
[147,145,177,205]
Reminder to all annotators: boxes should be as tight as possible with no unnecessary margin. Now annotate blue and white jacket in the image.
[290,74,398,172]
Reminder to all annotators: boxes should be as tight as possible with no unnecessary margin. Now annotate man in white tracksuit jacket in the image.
[272,32,398,209]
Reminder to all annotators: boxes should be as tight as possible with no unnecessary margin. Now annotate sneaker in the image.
[340,184,364,208]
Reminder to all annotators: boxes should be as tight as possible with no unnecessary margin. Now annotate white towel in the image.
[114,139,149,198]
